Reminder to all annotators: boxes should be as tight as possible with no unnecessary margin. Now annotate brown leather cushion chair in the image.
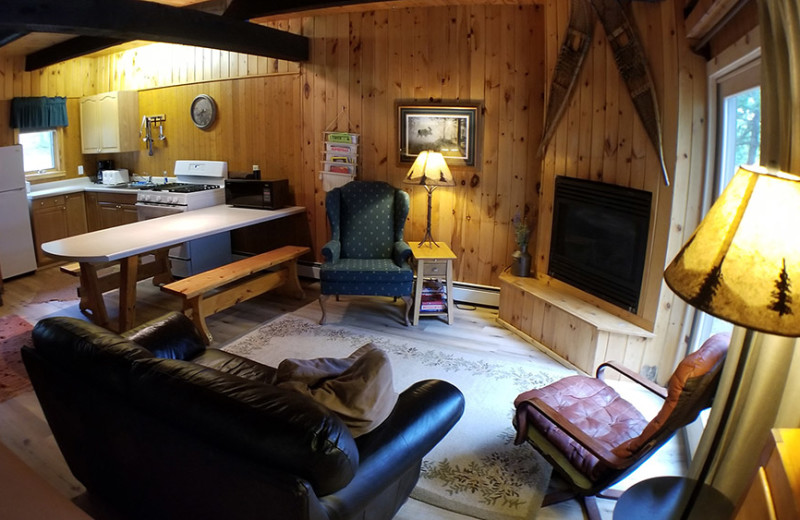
[513,333,730,517]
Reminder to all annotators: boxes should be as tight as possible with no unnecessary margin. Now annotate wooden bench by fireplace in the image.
[161,245,309,344]
[498,271,654,375]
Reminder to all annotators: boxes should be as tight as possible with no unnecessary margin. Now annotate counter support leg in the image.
[119,256,139,332]
[79,262,109,328]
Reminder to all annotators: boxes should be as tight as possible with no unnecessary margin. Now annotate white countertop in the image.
[42,205,306,262]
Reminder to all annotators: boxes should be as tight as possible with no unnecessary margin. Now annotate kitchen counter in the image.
[27,178,178,200]
[42,205,306,262]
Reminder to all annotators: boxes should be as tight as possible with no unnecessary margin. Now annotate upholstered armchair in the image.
[319,181,413,325]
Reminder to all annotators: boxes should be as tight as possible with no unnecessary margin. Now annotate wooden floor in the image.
[0,265,687,520]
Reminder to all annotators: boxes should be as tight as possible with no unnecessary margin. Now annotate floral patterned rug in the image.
[0,315,33,403]
[222,312,577,520]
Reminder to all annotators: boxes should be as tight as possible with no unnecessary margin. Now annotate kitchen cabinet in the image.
[31,193,88,266]
[85,192,139,231]
[79,91,140,154]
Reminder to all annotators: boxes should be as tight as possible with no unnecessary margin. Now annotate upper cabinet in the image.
[79,91,140,154]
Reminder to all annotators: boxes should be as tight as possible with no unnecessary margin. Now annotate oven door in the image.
[136,201,186,221]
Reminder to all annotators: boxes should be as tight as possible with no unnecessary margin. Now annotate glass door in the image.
[685,58,760,456]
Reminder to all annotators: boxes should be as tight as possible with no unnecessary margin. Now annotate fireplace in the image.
[548,176,652,313]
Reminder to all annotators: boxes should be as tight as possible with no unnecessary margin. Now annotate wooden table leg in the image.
[118,256,139,332]
[150,248,174,286]
[78,262,110,328]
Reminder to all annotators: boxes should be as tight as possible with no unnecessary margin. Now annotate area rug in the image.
[0,315,34,402]
[223,313,577,520]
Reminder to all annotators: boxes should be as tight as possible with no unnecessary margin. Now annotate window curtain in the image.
[688,0,800,507]
[10,96,68,131]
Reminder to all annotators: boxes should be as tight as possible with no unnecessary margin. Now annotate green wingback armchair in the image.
[319,181,413,325]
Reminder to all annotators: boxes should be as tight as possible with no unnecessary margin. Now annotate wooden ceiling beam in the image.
[0,0,308,70]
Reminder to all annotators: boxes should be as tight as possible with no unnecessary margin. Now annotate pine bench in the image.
[161,245,309,344]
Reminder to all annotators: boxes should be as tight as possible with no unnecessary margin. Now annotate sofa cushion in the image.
[129,358,360,496]
[275,344,399,437]
[191,349,277,384]
[32,317,154,394]
[123,311,206,360]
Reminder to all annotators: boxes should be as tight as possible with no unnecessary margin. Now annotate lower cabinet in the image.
[85,192,139,231]
[31,193,88,267]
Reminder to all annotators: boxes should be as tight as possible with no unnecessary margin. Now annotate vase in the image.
[511,246,531,277]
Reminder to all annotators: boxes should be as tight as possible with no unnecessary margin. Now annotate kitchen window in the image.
[17,128,65,179]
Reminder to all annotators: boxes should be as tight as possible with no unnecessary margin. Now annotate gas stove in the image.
[136,160,227,209]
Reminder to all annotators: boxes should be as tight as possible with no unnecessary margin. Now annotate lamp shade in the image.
[664,165,800,337]
[403,151,455,187]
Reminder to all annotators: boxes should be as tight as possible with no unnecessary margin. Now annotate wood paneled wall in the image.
[535,0,708,378]
[297,6,545,290]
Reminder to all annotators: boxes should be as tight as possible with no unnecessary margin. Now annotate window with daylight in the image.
[18,130,58,173]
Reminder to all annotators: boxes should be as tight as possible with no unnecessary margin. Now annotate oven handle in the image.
[136,201,186,221]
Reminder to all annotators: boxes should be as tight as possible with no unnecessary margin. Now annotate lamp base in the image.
[613,477,733,520]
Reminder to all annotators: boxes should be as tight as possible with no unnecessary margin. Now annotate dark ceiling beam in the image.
[23,0,238,71]
[224,0,393,19]
[0,0,308,70]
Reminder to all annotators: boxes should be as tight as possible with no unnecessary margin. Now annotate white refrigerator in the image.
[0,145,37,279]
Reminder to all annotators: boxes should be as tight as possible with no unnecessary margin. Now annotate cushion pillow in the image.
[274,343,398,437]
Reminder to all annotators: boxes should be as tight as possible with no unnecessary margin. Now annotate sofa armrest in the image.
[122,311,206,361]
[321,379,465,518]
[392,240,412,266]
[322,240,341,263]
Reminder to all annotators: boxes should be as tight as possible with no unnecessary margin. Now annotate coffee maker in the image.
[97,159,114,178]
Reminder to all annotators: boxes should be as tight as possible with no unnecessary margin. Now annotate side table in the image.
[410,242,456,326]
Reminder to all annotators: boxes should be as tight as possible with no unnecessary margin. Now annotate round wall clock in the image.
[190,94,217,129]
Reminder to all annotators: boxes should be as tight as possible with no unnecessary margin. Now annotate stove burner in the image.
[148,183,221,193]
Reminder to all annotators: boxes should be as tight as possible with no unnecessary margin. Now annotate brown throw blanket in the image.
[275,343,398,437]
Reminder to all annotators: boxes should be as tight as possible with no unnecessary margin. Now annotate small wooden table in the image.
[410,242,456,326]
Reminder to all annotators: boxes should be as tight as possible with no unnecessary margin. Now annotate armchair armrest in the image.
[323,379,465,518]
[515,398,634,470]
[597,361,667,399]
[122,311,206,360]
[392,240,412,266]
[322,239,341,263]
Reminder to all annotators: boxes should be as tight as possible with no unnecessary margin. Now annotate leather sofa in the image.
[22,312,465,520]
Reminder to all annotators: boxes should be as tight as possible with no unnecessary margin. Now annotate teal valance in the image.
[10,96,68,130]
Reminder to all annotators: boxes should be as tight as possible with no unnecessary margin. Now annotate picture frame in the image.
[398,104,479,166]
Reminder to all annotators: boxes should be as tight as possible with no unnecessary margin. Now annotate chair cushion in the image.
[321,258,413,283]
[516,375,649,482]
[339,182,398,259]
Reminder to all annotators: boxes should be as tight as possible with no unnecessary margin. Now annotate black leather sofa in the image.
[22,312,465,520]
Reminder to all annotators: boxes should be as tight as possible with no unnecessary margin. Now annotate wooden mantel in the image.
[497,272,654,376]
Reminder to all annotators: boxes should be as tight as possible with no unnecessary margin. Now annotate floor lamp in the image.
[614,165,800,519]
[403,151,455,247]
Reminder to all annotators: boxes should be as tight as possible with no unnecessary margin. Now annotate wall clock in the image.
[190,94,217,129]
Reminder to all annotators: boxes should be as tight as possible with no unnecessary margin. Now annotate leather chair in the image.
[22,312,465,520]
[319,181,413,325]
[513,333,730,519]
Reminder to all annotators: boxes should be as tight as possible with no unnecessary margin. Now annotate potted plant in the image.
[511,211,532,277]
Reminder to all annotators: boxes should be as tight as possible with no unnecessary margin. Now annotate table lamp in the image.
[615,164,800,518]
[403,151,455,247]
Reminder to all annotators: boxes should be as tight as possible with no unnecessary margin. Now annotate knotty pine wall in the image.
[0,1,712,380]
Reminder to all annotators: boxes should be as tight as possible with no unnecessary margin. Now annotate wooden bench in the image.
[161,245,309,344]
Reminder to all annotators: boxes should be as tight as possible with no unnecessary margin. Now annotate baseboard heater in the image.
[297,261,500,308]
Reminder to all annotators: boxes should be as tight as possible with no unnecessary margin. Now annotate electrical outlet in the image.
[78,165,84,175]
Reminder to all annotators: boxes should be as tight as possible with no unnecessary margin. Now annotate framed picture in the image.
[398,104,479,166]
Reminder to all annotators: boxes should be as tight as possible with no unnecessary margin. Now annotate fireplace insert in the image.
[548,176,651,313]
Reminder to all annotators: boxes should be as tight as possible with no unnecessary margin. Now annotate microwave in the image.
[225,179,290,210]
